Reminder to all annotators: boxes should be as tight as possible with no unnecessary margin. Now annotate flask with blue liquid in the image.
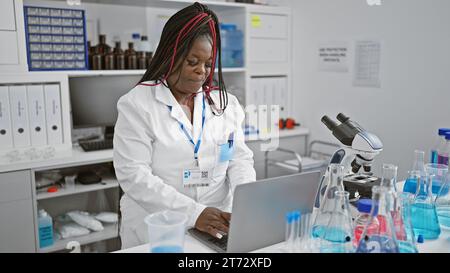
[312,164,345,239]
[410,173,441,240]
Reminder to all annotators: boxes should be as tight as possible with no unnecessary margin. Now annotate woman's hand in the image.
[195,207,231,239]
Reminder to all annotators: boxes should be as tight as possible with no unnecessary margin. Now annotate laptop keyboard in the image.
[188,228,228,252]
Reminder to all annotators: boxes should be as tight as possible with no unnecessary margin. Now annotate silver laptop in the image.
[188,171,322,253]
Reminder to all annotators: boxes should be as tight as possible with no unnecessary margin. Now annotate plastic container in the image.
[132,33,141,52]
[38,209,54,248]
[219,23,243,67]
[144,210,188,253]
[353,198,379,246]
[437,133,450,166]
[431,128,450,164]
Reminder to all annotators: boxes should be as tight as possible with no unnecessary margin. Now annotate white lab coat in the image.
[113,83,256,249]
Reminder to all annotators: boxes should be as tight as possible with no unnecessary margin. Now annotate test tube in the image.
[285,211,294,252]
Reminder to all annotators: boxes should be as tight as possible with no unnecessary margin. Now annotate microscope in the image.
[315,113,383,207]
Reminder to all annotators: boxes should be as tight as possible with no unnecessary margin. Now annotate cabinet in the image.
[0,0,28,72]
[0,170,36,252]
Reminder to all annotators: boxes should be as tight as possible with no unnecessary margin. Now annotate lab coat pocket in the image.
[212,142,231,183]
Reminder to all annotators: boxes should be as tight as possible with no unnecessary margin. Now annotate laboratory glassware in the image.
[356,186,399,253]
[312,164,345,239]
[319,190,354,253]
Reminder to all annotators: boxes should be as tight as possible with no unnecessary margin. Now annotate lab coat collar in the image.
[155,83,208,133]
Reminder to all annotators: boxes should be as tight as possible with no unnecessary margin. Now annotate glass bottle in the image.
[125,42,137,69]
[137,51,147,69]
[96,34,111,55]
[92,47,103,70]
[319,191,354,253]
[113,42,125,70]
[312,164,345,239]
[104,47,115,70]
[356,186,399,253]
[410,172,441,240]
[87,41,94,70]
[353,198,379,247]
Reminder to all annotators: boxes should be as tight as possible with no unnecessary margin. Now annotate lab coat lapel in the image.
[192,91,204,145]
[155,84,193,132]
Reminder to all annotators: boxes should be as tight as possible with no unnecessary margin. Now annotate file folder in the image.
[27,85,48,146]
[9,85,31,148]
[44,84,63,145]
[0,86,13,150]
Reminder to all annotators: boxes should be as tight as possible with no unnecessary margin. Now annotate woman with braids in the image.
[113,2,256,248]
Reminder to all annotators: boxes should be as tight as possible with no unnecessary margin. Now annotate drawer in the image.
[249,13,288,39]
[249,38,288,63]
[0,31,19,65]
[0,170,32,203]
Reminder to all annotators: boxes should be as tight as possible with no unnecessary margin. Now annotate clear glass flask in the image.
[403,150,426,194]
[396,192,418,253]
[411,172,441,240]
[312,164,345,239]
[356,186,399,253]
[319,191,354,253]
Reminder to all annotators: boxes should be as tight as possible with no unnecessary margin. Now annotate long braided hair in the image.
[138,2,228,115]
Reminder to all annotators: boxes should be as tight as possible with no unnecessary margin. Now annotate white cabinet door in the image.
[0,170,36,253]
[0,31,19,65]
[0,0,16,31]
[249,13,288,39]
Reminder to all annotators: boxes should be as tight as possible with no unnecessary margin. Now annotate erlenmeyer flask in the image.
[396,192,418,253]
[411,173,441,239]
[319,191,354,253]
[356,186,399,253]
[312,164,345,239]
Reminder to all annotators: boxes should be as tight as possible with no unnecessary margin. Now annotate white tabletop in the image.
[115,228,450,253]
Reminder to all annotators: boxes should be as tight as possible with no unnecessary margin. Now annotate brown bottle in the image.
[114,41,125,70]
[96,34,111,55]
[146,52,153,69]
[125,42,137,70]
[104,47,115,70]
[137,52,147,70]
[87,41,94,70]
[92,47,103,70]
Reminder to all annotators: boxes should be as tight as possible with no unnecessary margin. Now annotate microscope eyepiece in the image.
[337,113,350,123]
[321,116,338,131]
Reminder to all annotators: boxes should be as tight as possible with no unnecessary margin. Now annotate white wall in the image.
[287,0,450,179]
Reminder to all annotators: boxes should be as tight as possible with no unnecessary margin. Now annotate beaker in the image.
[356,186,399,253]
[319,191,354,253]
[411,173,441,240]
[436,174,450,228]
[425,163,448,198]
[312,164,345,239]
[144,210,188,253]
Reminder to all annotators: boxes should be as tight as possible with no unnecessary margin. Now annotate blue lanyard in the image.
[168,95,206,165]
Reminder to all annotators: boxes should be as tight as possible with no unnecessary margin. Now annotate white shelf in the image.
[29,67,246,78]
[38,223,118,253]
[36,177,118,200]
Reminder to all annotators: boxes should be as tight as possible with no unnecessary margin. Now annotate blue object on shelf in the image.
[219,23,243,68]
[24,6,89,71]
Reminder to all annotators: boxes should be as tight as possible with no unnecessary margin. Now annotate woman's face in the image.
[167,36,213,96]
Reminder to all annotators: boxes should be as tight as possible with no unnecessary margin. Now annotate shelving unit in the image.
[36,176,118,200]
[38,223,118,253]
[0,0,296,253]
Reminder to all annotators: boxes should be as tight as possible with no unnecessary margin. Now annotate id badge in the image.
[183,168,210,187]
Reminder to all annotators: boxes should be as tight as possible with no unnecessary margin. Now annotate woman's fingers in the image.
[206,225,224,239]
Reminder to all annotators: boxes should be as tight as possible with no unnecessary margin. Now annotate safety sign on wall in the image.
[318,42,349,72]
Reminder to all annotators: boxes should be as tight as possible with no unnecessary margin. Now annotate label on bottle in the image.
[356,235,398,253]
